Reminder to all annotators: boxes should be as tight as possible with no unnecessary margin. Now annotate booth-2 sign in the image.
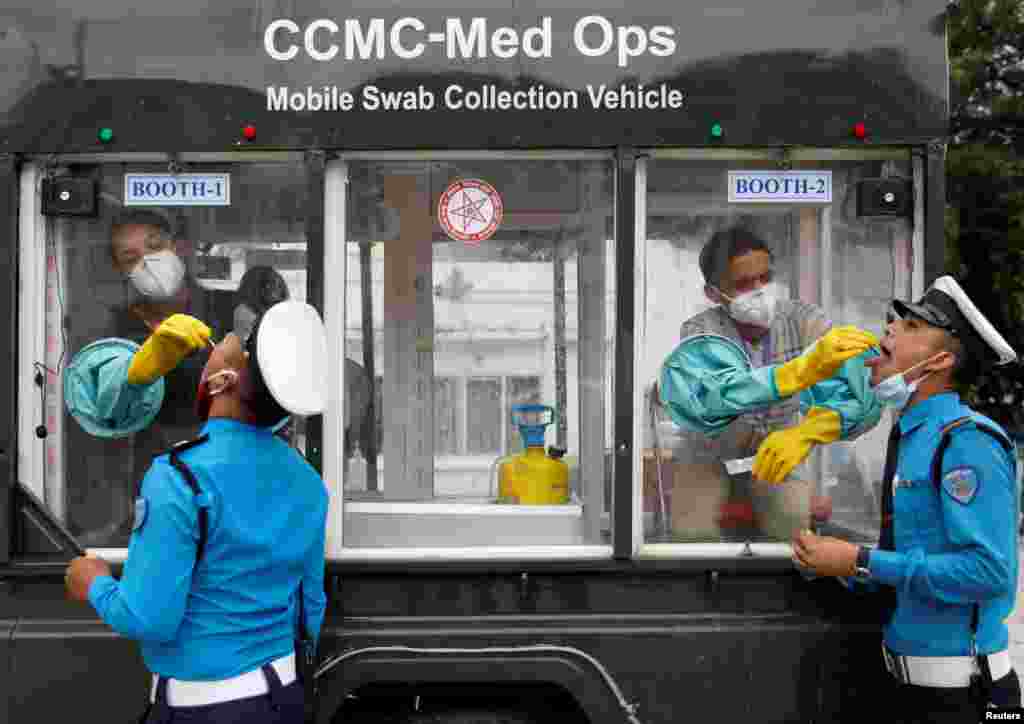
[124,174,231,206]
[728,171,832,204]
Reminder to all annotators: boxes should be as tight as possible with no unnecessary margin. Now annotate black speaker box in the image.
[856,178,913,217]
[42,176,98,217]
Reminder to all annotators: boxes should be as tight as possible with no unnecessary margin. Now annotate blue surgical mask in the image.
[870,354,939,410]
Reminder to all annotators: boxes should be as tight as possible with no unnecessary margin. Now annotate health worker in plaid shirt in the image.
[664,226,883,537]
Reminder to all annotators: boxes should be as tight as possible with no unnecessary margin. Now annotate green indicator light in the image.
[98,128,114,143]
[710,123,724,138]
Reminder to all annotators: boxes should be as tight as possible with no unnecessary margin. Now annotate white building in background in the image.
[197,240,619,501]
[340,242,618,500]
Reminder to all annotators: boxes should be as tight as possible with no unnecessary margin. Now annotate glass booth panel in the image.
[34,162,312,550]
[643,158,913,546]
[343,158,615,547]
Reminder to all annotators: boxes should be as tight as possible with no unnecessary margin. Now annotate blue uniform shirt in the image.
[88,418,329,681]
[866,393,1019,656]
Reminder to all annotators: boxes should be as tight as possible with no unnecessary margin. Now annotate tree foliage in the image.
[949,0,1024,145]
[946,0,1024,435]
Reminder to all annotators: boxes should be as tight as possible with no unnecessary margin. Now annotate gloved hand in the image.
[127,314,212,385]
[752,407,842,484]
[774,326,880,398]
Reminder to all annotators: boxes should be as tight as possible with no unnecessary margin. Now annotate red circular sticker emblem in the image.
[438,179,503,245]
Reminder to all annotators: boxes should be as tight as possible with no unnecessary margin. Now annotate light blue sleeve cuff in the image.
[800,352,881,440]
[867,549,905,588]
[87,574,118,612]
[767,364,781,400]
[756,364,780,403]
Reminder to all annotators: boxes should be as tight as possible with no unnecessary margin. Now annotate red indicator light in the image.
[853,122,867,139]
[242,125,257,140]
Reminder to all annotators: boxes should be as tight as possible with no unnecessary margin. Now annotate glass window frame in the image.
[465,377,503,455]
[16,152,311,563]
[17,162,49,517]
[326,153,616,562]
[433,376,459,456]
[632,148,926,561]
[13,148,926,567]
[426,374,545,459]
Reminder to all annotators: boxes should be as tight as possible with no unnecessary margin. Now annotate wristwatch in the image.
[853,546,872,579]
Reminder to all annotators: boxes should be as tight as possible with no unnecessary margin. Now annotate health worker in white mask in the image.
[655,226,882,540]
[107,209,214,445]
[110,209,191,324]
[62,209,216,547]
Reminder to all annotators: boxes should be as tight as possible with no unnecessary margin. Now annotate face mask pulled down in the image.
[870,354,941,410]
[195,368,240,422]
[128,249,186,301]
[719,282,782,328]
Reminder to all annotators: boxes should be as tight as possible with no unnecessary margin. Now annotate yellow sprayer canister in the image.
[496,405,569,505]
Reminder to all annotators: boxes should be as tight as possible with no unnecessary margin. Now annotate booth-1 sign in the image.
[124,174,231,206]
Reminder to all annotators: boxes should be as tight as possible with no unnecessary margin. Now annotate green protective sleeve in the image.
[660,364,780,436]
[660,348,880,440]
[798,349,882,440]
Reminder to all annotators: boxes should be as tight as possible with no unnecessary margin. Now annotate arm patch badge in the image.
[942,467,979,505]
[132,497,149,532]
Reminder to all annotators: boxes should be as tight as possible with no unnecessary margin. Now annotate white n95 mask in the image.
[723,282,781,328]
[128,250,186,300]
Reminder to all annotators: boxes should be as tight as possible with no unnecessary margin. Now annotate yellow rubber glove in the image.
[127,314,212,385]
[774,326,880,398]
[752,407,842,484]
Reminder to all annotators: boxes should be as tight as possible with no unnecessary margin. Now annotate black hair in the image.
[110,208,174,236]
[244,312,290,428]
[698,227,773,288]
[937,328,985,389]
[236,266,290,314]
[108,209,176,273]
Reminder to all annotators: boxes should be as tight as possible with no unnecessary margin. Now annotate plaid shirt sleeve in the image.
[679,307,730,341]
[776,300,831,357]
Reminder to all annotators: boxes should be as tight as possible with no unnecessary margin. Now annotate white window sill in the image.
[344,501,583,516]
[329,545,613,561]
[639,543,793,559]
[88,543,796,564]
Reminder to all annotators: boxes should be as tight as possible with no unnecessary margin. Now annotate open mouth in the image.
[866,341,892,373]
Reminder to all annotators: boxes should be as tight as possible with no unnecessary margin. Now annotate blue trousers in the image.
[142,663,305,724]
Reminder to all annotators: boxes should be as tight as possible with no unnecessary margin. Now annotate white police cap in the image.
[893,276,1017,367]
[254,301,328,416]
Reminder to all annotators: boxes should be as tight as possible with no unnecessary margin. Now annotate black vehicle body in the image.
[0,2,951,723]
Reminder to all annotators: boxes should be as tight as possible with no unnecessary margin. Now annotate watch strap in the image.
[855,546,871,576]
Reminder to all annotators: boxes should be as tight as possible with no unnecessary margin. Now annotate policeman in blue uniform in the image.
[63,301,330,723]
[792,276,1020,723]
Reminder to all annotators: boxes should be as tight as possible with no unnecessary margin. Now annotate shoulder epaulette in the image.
[166,433,210,457]
[931,415,1014,492]
[166,433,211,563]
